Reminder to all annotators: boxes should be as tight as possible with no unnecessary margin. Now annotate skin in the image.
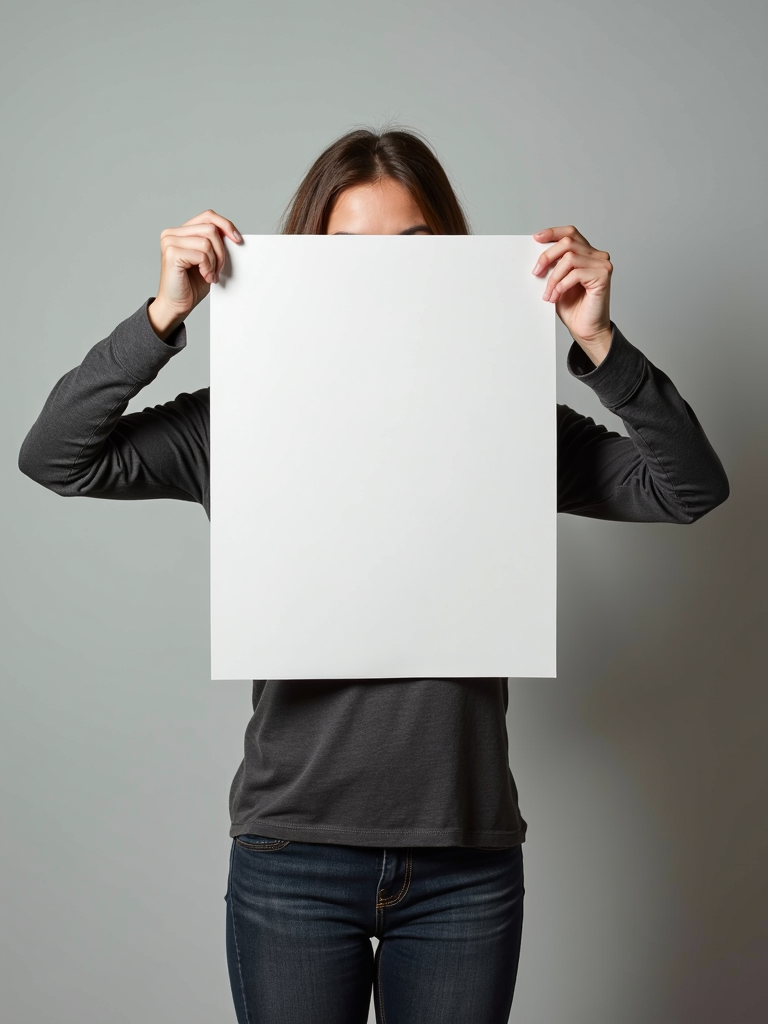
[148,182,614,366]
[325,177,435,237]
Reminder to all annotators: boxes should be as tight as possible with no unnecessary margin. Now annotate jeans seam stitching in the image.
[376,850,412,907]
[377,941,387,1024]
[375,851,389,907]
[228,844,253,1024]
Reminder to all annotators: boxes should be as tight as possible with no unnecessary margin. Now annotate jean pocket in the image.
[234,833,292,851]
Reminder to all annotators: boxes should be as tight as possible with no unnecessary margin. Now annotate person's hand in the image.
[148,209,243,339]
[531,225,613,365]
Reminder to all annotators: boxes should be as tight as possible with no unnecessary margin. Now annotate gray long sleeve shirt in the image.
[18,297,730,847]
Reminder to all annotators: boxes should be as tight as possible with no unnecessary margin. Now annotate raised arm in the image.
[17,298,211,517]
[18,209,244,521]
[557,323,729,523]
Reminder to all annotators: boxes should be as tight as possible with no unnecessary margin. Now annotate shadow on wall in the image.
[538,432,764,1023]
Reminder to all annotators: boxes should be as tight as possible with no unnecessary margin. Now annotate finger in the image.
[163,234,218,280]
[533,235,591,276]
[545,261,612,303]
[182,209,243,244]
[164,237,219,281]
[533,225,586,245]
[542,253,609,300]
[162,223,226,278]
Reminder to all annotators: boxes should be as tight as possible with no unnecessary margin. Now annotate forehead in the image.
[331,179,422,215]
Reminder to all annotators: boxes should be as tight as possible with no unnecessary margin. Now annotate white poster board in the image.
[210,235,556,680]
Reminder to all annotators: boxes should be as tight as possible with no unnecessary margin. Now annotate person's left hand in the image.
[532,225,613,365]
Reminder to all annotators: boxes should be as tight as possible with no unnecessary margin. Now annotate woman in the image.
[17,126,730,1024]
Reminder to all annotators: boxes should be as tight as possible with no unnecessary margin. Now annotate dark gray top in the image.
[18,297,730,848]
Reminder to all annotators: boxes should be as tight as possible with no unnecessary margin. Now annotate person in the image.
[17,125,730,1024]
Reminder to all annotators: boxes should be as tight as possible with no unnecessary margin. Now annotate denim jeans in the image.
[225,833,525,1024]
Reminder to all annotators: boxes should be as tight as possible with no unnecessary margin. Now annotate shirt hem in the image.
[229,818,527,849]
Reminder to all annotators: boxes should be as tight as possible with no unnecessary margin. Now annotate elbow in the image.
[701,468,731,518]
[18,437,61,492]
[712,471,731,510]
[17,438,42,484]
[682,471,731,524]
[18,457,53,492]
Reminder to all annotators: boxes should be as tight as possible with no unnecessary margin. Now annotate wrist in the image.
[572,326,613,367]
[147,298,185,341]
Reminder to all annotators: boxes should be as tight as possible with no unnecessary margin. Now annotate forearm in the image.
[559,323,730,523]
[18,298,187,493]
[147,297,186,342]
[570,327,613,368]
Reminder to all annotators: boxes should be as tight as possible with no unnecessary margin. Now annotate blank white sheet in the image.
[210,234,556,680]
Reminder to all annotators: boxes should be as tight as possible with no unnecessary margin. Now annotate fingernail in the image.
[233,229,243,242]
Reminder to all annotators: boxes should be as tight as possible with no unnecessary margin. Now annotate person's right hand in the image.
[148,209,243,339]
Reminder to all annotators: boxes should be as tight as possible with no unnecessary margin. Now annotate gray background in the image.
[1,1,765,1021]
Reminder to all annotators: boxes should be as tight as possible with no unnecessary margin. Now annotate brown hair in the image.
[275,123,472,235]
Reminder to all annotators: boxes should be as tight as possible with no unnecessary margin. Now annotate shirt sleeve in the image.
[20,305,728,528]
[17,297,210,518]
[557,322,729,523]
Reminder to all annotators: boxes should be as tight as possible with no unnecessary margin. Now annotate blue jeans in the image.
[225,834,525,1024]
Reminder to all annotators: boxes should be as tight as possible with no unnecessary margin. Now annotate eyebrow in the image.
[332,224,434,235]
